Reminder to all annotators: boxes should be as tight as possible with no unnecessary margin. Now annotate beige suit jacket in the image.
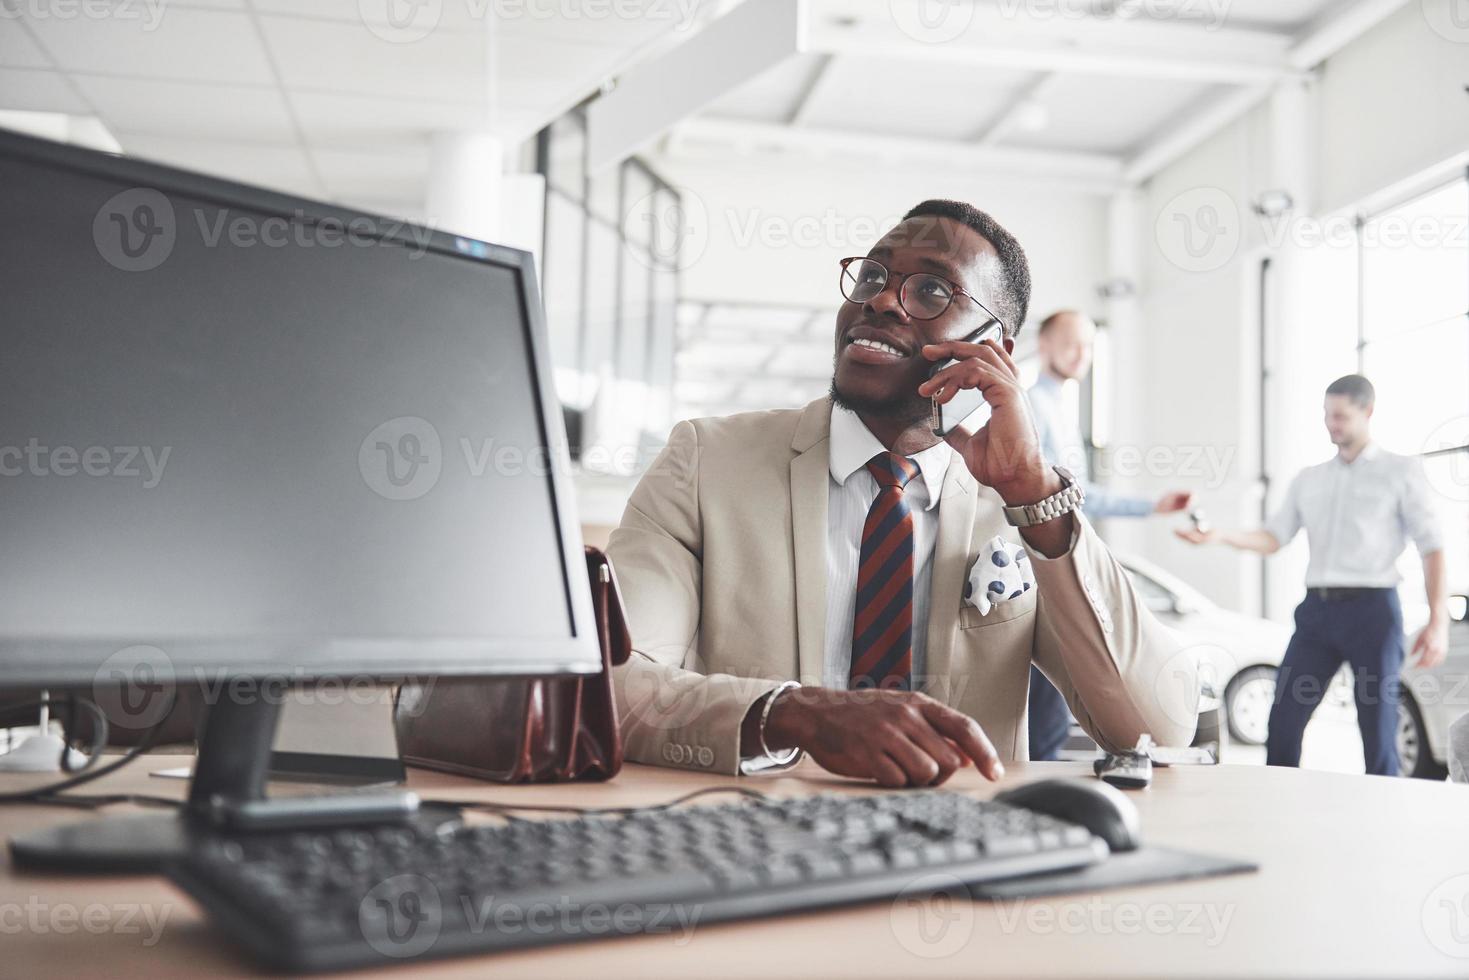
[608,398,1199,775]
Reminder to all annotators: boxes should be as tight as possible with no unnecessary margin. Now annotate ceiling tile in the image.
[21,7,276,84]
[290,90,489,144]
[797,55,1037,140]
[252,0,483,34]
[494,5,681,49]
[114,131,322,198]
[0,68,91,114]
[72,75,296,142]
[312,143,429,201]
[0,22,53,67]
[1005,74,1217,155]
[704,52,828,124]
[257,14,487,102]
[490,36,625,107]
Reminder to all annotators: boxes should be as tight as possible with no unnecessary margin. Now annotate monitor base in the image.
[10,813,198,873]
[7,695,433,874]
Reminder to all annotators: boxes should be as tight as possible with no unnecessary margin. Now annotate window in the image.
[535,111,682,472]
[1359,174,1469,608]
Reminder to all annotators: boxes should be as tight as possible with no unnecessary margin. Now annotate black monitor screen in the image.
[0,134,597,683]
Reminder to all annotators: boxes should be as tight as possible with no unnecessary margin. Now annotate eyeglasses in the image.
[838,256,1003,327]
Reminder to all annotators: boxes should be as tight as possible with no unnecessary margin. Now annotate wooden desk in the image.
[4,757,1468,978]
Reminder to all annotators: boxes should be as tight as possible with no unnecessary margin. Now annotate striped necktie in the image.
[849,451,922,692]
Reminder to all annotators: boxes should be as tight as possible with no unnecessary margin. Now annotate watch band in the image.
[1002,466,1085,528]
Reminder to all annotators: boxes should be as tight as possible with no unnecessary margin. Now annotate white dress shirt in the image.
[1265,442,1443,587]
[822,405,952,688]
[739,407,951,774]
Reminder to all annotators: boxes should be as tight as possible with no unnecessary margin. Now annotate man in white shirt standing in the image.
[1025,310,1193,760]
[1178,374,1448,775]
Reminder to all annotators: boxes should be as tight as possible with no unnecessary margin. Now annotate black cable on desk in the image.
[0,690,178,804]
[435,785,773,822]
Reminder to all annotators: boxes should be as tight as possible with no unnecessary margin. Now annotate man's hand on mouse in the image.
[759,687,1004,788]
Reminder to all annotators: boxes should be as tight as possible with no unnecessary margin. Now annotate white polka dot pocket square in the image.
[964,535,1036,616]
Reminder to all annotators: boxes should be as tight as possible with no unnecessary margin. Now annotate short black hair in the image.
[901,199,1031,336]
[1326,374,1375,408]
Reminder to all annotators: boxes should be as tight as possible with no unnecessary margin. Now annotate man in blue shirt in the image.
[1026,310,1193,759]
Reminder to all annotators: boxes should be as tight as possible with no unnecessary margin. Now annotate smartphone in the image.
[928,319,1004,437]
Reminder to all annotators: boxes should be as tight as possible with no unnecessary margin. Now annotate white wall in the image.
[1119,0,1469,618]
[656,154,1111,344]
[1315,1,1469,215]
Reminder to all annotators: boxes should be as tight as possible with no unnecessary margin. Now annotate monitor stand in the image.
[9,693,419,874]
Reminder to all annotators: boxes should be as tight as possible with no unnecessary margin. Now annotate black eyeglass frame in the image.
[838,256,1006,330]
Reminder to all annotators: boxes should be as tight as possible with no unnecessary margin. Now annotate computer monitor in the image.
[0,128,601,866]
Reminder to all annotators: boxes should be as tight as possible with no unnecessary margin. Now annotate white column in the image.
[1102,187,1148,556]
[424,131,503,243]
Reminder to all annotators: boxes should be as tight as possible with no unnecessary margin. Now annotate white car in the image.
[1121,556,1465,779]
[1398,595,1469,779]
[1117,555,1351,748]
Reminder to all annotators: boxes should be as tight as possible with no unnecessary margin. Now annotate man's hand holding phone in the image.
[917,333,1052,507]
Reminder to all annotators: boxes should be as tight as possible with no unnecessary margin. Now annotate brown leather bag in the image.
[393,546,631,783]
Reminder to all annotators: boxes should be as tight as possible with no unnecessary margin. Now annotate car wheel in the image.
[1397,695,1448,780]
[1224,665,1277,746]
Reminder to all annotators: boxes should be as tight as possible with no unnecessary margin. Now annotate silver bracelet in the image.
[758,681,801,759]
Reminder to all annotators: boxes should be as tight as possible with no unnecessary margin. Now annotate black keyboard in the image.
[169,790,1107,972]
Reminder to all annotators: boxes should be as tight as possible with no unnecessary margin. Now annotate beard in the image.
[828,376,930,424]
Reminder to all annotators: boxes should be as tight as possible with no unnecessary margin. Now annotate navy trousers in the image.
[1266,589,1405,776]
[1027,665,1073,761]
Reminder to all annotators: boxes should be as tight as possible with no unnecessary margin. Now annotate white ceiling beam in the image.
[806,9,1298,85]
[668,117,1126,192]
[1122,0,1412,183]
[812,34,1286,84]
[586,0,808,172]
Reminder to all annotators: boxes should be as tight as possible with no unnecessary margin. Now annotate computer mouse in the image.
[994,778,1142,853]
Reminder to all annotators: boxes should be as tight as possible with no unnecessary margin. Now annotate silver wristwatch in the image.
[1002,466,1085,528]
